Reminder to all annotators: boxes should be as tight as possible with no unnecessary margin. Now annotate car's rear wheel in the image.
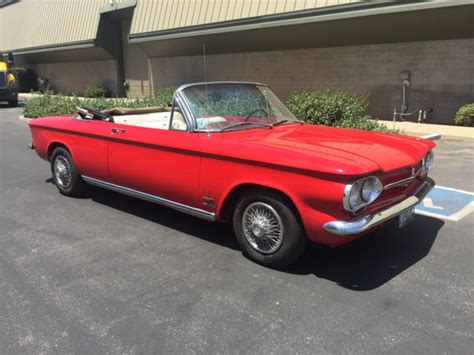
[8,99,18,107]
[50,147,86,196]
[233,190,308,267]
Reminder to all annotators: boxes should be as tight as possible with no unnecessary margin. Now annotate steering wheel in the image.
[244,108,268,121]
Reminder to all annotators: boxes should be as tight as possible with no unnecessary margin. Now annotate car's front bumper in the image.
[323,177,435,236]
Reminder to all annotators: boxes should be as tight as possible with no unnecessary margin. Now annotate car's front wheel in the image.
[233,190,308,267]
[50,147,86,196]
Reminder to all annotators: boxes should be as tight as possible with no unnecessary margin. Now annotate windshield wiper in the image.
[271,119,304,127]
[271,119,288,126]
[220,121,272,132]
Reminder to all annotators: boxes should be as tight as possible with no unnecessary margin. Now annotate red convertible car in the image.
[28,82,435,267]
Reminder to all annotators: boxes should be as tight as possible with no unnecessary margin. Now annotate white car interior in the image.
[77,106,187,131]
[112,111,187,131]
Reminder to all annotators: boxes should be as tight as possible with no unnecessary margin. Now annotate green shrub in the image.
[145,87,175,107]
[454,103,474,127]
[23,91,77,118]
[83,85,111,98]
[285,89,400,133]
[24,87,175,118]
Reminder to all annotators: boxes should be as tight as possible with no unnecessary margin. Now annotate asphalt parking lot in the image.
[1,103,473,353]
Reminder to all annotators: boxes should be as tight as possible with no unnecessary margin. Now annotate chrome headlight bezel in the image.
[422,151,434,172]
[343,176,383,213]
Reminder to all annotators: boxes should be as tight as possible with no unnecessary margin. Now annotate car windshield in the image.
[180,83,299,131]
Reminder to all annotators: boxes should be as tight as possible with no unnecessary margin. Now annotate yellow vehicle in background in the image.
[0,54,18,107]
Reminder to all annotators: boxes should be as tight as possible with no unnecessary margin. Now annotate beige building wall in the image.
[0,0,129,52]
[130,0,359,35]
[30,60,119,96]
[149,38,474,124]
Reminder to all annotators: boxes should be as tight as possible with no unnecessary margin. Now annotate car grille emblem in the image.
[411,166,416,176]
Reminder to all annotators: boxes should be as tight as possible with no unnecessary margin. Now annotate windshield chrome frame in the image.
[172,91,195,132]
[175,81,289,133]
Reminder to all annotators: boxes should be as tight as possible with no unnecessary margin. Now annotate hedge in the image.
[24,87,400,133]
[285,89,400,133]
[83,85,112,98]
[23,88,175,119]
[454,103,474,127]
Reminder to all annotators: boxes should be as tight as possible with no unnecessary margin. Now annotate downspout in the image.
[115,22,126,97]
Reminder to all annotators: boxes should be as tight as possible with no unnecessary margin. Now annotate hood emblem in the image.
[411,166,416,176]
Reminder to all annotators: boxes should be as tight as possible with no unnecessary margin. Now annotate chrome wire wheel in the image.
[242,202,284,254]
[54,155,72,189]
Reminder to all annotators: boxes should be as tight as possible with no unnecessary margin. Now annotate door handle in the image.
[111,127,126,134]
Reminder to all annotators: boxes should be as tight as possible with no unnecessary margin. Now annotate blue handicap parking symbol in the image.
[415,186,474,221]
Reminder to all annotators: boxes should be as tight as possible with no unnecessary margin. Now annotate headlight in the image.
[423,151,434,171]
[361,177,383,203]
[344,176,383,212]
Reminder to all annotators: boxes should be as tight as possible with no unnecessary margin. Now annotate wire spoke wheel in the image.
[242,202,284,254]
[54,155,72,189]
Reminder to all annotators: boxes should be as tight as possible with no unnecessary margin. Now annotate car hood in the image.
[203,124,435,176]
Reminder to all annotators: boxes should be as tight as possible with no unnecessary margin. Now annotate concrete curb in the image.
[18,93,42,102]
[19,92,140,102]
[376,120,473,141]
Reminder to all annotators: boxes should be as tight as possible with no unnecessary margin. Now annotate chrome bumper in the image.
[323,177,435,236]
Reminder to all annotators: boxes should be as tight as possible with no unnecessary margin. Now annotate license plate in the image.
[399,208,415,229]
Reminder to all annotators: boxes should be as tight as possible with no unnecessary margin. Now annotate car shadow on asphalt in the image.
[87,186,443,291]
[88,186,241,251]
[287,215,444,291]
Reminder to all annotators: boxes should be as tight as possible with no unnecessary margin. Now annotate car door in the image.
[57,118,112,182]
[107,110,202,209]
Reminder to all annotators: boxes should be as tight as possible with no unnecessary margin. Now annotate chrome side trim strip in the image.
[384,168,422,190]
[383,176,416,190]
[176,81,268,94]
[82,176,216,222]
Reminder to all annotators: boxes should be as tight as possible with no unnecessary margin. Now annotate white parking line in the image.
[416,202,474,222]
[433,186,474,195]
[415,185,474,222]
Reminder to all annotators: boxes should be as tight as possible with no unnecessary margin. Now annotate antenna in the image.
[202,44,209,134]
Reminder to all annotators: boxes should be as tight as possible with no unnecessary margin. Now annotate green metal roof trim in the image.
[0,40,96,56]
[128,0,474,44]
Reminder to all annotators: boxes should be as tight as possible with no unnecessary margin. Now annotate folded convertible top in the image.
[101,107,170,116]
